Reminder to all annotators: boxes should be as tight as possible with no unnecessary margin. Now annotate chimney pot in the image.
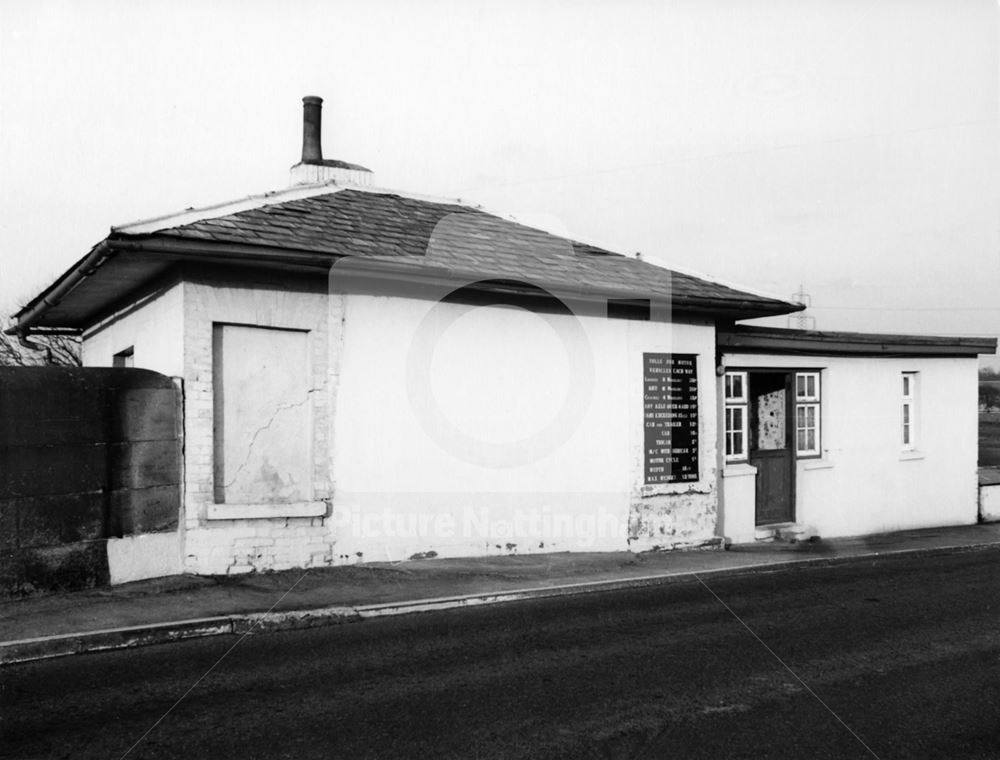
[290,94,374,186]
[301,95,324,163]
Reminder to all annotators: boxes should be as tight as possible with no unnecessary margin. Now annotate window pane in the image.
[903,375,910,396]
[725,405,746,458]
[796,373,819,400]
[796,404,817,430]
[725,373,744,401]
[795,403,819,454]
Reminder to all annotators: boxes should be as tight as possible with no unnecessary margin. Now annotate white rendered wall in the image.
[81,281,185,376]
[718,353,980,542]
[330,293,719,561]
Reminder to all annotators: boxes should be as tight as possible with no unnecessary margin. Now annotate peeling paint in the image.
[628,491,717,550]
[408,550,439,561]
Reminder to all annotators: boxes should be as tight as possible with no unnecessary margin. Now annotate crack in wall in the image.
[221,387,320,492]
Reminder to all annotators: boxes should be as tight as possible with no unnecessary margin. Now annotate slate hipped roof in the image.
[13,185,802,332]
[151,189,800,310]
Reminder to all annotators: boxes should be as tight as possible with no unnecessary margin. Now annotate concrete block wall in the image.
[980,484,1000,522]
[0,367,184,594]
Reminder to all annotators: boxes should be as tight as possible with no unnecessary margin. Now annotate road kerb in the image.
[0,616,234,665]
[4,540,999,665]
[232,607,361,634]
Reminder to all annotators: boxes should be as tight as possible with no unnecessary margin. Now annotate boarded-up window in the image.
[213,325,311,505]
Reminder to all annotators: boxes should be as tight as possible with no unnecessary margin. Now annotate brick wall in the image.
[179,267,338,574]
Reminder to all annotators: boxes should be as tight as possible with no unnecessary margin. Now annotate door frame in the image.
[746,369,797,526]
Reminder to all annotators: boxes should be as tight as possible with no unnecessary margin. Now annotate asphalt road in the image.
[3,549,1000,760]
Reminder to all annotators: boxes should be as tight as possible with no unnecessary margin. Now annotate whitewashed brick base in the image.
[185,519,337,575]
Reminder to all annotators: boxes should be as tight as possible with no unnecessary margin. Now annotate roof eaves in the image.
[328,256,804,319]
[719,325,998,357]
[9,239,117,332]
[110,233,340,268]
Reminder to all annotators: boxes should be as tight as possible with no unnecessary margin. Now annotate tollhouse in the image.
[9,97,995,580]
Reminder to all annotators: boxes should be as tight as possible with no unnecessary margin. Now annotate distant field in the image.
[980,412,1000,466]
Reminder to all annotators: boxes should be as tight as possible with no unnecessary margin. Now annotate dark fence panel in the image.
[0,367,182,596]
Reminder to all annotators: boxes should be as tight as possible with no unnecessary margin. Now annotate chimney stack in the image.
[289,94,374,187]
[301,95,324,163]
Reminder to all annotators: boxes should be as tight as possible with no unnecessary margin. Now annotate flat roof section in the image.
[718,325,997,358]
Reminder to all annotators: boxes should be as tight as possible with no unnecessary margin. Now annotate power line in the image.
[456,118,997,194]
[810,306,1000,312]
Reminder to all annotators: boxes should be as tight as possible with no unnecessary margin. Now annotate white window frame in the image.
[902,372,918,450]
[794,371,821,457]
[724,371,748,462]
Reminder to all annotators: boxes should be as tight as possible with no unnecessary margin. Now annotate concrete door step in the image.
[756,523,817,543]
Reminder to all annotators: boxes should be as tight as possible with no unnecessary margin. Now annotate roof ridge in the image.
[112,181,483,236]
[112,182,345,235]
[110,175,634,263]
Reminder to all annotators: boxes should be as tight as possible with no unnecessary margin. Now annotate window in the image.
[112,346,134,368]
[213,325,311,505]
[795,371,821,457]
[724,371,748,462]
[902,372,918,450]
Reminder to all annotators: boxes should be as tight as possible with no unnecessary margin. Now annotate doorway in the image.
[748,371,796,525]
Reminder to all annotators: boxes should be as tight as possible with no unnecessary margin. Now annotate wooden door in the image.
[749,372,795,525]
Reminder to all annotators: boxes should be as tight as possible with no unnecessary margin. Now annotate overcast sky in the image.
[1,1,998,351]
